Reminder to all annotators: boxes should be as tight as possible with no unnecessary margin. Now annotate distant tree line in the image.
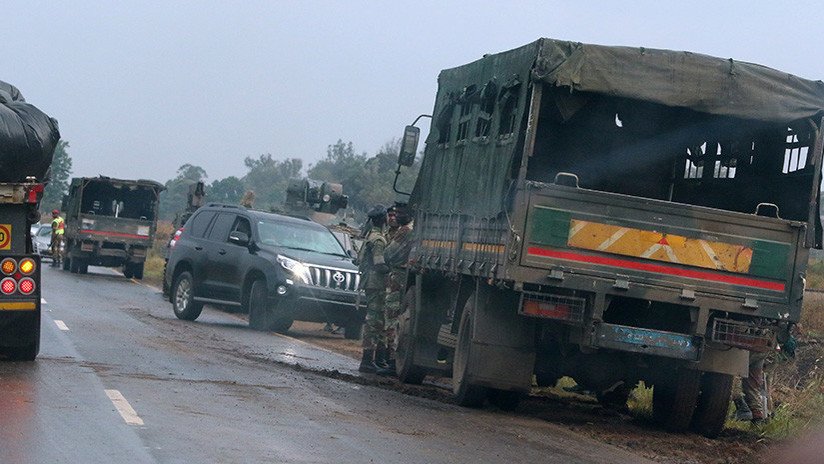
[158,138,421,223]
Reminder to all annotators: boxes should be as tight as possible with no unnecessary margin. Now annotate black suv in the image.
[165,203,363,339]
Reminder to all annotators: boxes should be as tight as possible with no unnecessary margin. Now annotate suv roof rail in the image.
[204,203,245,210]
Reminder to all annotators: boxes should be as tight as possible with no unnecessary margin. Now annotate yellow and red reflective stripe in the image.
[526,247,785,292]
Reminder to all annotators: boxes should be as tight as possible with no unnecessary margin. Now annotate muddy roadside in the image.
[282,322,771,464]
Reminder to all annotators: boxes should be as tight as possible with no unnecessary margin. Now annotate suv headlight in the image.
[276,255,312,284]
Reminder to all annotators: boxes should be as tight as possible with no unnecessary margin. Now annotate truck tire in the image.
[691,372,733,438]
[123,266,134,279]
[453,298,487,408]
[78,260,88,274]
[653,367,701,432]
[132,262,144,280]
[488,389,522,411]
[62,257,70,271]
[271,317,293,334]
[248,279,270,331]
[172,271,203,321]
[395,285,427,385]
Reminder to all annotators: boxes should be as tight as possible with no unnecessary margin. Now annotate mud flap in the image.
[691,343,748,377]
[466,284,535,392]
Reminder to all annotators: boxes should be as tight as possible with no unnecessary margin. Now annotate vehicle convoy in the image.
[165,203,364,339]
[0,80,60,360]
[61,176,164,278]
[392,38,824,437]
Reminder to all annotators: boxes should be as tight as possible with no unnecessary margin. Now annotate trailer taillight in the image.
[17,278,35,295]
[1,258,16,275]
[1,278,16,295]
[18,258,35,275]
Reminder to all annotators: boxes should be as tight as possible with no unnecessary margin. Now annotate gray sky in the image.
[4,1,823,184]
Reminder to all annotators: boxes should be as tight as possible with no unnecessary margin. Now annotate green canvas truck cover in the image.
[412,38,824,219]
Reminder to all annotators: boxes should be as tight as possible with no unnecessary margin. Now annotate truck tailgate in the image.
[521,185,803,303]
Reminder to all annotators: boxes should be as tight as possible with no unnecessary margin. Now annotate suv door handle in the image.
[194,246,203,251]
[218,249,226,255]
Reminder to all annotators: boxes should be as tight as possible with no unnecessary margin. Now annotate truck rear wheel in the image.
[395,285,427,385]
[653,367,701,432]
[453,297,487,407]
[691,372,733,438]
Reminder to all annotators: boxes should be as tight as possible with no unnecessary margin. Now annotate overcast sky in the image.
[4,1,823,184]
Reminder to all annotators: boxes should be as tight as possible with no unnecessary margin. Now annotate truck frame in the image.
[393,38,824,437]
[62,176,164,278]
[0,180,45,360]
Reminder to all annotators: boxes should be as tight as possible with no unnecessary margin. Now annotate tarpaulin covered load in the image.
[411,38,824,218]
[0,80,60,182]
[532,38,824,124]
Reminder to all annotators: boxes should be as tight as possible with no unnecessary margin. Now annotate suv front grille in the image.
[307,265,360,292]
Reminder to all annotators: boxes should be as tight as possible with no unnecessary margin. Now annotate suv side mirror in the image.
[228,231,250,247]
[398,125,419,167]
[347,249,357,259]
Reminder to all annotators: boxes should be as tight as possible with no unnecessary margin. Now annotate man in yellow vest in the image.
[50,209,65,267]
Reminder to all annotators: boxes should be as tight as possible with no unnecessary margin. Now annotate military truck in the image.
[392,38,824,437]
[62,176,164,278]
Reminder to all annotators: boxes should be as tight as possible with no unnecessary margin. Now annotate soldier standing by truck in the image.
[384,204,414,372]
[357,205,392,375]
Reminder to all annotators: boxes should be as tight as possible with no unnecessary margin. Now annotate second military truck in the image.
[62,176,164,278]
[393,38,824,438]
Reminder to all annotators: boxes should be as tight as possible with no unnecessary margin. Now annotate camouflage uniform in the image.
[384,223,413,350]
[742,351,769,421]
[359,228,388,350]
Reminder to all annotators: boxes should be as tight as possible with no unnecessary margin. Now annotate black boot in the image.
[374,346,389,369]
[359,349,376,374]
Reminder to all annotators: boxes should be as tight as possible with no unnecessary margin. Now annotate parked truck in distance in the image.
[62,176,164,278]
[392,38,824,438]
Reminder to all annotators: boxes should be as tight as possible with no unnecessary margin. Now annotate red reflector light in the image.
[18,278,35,295]
[523,300,572,320]
[1,278,16,295]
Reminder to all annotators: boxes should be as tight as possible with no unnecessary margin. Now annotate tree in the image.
[307,139,420,218]
[159,164,208,220]
[209,176,245,204]
[41,140,73,213]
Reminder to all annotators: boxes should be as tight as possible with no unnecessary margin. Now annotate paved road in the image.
[0,264,654,464]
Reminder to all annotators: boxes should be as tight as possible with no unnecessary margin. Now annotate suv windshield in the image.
[257,220,346,256]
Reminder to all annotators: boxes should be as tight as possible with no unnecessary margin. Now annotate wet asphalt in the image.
[0,264,653,464]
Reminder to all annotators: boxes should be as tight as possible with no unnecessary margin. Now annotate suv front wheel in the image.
[173,271,204,321]
[248,279,293,333]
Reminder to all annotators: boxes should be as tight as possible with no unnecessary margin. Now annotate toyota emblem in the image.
[332,271,345,285]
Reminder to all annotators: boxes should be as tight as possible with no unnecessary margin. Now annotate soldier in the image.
[49,209,65,267]
[357,204,392,375]
[382,204,413,372]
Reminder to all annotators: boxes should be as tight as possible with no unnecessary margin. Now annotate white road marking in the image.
[105,389,144,426]
[41,297,47,304]
[54,320,69,331]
